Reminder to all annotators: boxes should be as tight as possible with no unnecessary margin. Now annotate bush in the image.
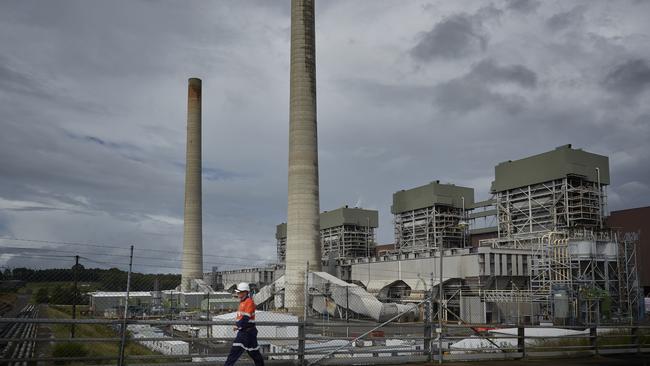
[51,343,88,365]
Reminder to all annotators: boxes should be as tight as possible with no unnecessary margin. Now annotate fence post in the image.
[298,320,306,366]
[71,255,79,338]
[424,296,432,362]
[298,261,308,365]
[632,326,640,354]
[589,326,598,356]
[304,261,309,320]
[118,245,134,366]
[206,291,211,343]
[424,272,433,362]
[346,285,349,338]
[517,326,526,358]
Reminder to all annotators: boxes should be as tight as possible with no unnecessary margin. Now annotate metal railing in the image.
[1,315,649,365]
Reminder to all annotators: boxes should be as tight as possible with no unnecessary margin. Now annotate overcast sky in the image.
[1,0,649,273]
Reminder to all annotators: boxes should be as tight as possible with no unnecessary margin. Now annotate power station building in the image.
[392,181,473,252]
[276,206,378,263]
[333,145,640,325]
[216,144,641,325]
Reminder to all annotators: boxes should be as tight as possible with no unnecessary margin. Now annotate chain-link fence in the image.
[1,241,650,365]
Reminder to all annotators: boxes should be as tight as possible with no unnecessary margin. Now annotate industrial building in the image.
[476,145,640,324]
[276,206,378,263]
[226,144,642,325]
[89,291,155,316]
[392,181,473,252]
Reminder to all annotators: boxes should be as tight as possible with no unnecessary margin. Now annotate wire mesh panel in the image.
[0,253,139,364]
[2,238,649,365]
[298,274,428,365]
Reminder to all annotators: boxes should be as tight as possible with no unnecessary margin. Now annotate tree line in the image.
[1,265,181,292]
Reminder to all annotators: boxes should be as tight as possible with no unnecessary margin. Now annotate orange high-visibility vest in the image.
[236,297,256,323]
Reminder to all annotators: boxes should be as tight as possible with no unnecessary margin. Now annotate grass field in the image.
[45,305,164,364]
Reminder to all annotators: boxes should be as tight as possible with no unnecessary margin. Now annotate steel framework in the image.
[496,176,605,237]
[620,231,641,323]
[277,236,287,263]
[321,224,375,260]
[478,169,639,324]
[480,228,639,324]
[277,225,375,262]
[394,205,465,253]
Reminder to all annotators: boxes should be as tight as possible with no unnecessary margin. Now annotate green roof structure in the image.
[391,181,474,214]
[320,206,378,230]
[491,144,610,193]
[276,206,378,239]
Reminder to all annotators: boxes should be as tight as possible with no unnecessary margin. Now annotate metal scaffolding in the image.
[619,231,641,323]
[394,205,465,253]
[277,224,376,262]
[277,236,287,263]
[322,224,374,260]
[480,228,640,324]
[496,176,605,237]
[477,164,640,324]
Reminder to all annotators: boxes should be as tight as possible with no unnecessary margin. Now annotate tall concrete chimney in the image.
[285,0,322,312]
[181,78,203,292]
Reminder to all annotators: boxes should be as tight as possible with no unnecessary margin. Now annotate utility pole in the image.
[437,219,444,364]
[71,255,79,338]
[118,245,134,366]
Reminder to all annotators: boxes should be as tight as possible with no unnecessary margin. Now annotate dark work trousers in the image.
[224,327,264,366]
[223,346,264,366]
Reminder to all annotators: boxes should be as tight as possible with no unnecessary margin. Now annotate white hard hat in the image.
[235,282,250,293]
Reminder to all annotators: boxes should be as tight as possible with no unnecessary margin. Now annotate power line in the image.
[0,244,270,265]
[0,236,274,262]
[2,251,273,272]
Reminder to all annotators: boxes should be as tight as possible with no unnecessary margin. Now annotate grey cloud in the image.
[602,58,650,98]
[0,58,108,115]
[506,0,540,13]
[410,14,488,61]
[546,6,586,31]
[0,59,60,102]
[474,4,504,21]
[468,59,537,88]
[432,59,536,113]
[1,0,650,269]
[335,78,433,105]
[433,78,526,114]
[0,62,36,94]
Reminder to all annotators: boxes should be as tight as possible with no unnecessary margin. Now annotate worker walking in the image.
[224,282,264,366]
